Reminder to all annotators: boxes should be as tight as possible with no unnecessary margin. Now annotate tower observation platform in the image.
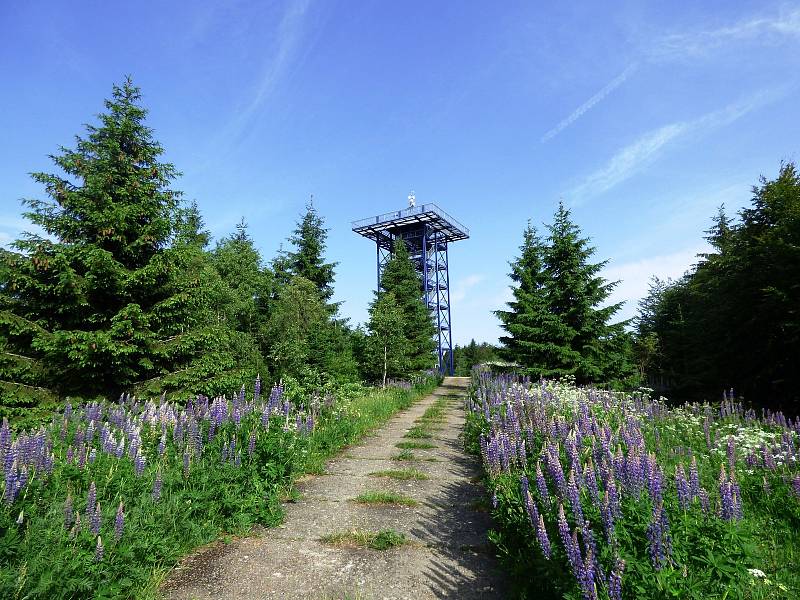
[352,198,469,375]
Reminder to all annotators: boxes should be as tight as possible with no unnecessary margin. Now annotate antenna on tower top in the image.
[408,190,416,208]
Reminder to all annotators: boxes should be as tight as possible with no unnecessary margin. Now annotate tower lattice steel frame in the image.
[352,203,469,375]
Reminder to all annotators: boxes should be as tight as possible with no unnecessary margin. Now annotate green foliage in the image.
[637,163,800,406]
[285,199,338,304]
[380,238,437,372]
[365,291,408,386]
[496,206,635,385]
[0,80,268,409]
[453,339,500,375]
[0,375,438,598]
[0,79,183,398]
[265,276,328,379]
[465,373,800,600]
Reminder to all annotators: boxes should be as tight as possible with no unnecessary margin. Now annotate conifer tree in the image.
[542,202,628,382]
[379,238,436,373]
[0,80,263,400]
[495,223,568,376]
[497,205,631,383]
[0,79,184,397]
[286,199,337,303]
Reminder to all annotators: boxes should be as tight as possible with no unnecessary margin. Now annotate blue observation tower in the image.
[352,193,469,375]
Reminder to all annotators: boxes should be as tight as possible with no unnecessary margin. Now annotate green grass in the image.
[369,468,430,480]
[403,426,433,439]
[395,441,436,449]
[353,490,418,506]
[320,529,407,551]
[0,377,441,600]
[392,449,415,461]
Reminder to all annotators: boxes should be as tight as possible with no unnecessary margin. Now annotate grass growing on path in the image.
[320,529,407,551]
[395,441,437,449]
[403,426,433,439]
[369,468,430,480]
[353,490,418,506]
[392,449,416,460]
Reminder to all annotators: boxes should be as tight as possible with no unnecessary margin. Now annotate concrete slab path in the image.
[161,377,506,600]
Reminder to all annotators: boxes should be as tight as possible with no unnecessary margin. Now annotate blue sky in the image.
[2,1,799,345]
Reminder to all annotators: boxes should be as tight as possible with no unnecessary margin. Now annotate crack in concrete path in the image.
[161,377,506,600]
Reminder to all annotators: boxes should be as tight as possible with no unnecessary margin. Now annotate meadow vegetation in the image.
[465,370,800,599]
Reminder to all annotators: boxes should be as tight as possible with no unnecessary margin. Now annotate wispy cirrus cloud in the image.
[653,7,800,59]
[541,63,638,143]
[567,89,782,203]
[218,0,313,146]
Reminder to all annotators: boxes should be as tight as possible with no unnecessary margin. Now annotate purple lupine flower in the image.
[88,448,97,464]
[718,465,734,520]
[234,450,242,468]
[584,457,599,504]
[646,502,672,569]
[134,453,146,476]
[0,418,10,464]
[607,556,625,600]
[114,502,124,541]
[689,456,700,498]
[94,536,104,562]
[64,493,74,529]
[567,470,584,524]
[86,481,97,516]
[534,460,550,505]
[158,433,166,457]
[90,502,101,536]
[546,444,568,499]
[152,470,163,501]
[557,504,583,575]
[600,490,615,542]
[675,463,691,510]
[491,491,498,509]
[536,513,551,559]
[698,488,710,514]
[646,453,664,505]
[762,444,776,470]
[183,450,191,479]
[254,375,262,403]
[790,475,800,498]
[578,543,598,600]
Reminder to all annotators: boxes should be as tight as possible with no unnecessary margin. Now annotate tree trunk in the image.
[383,344,388,389]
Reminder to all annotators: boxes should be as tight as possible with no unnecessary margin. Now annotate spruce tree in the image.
[543,202,627,382]
[379,238,436,373]
[495,223,569,377]
[0,79,183,397]
[497,205,631,383]
[287,199,337,303]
